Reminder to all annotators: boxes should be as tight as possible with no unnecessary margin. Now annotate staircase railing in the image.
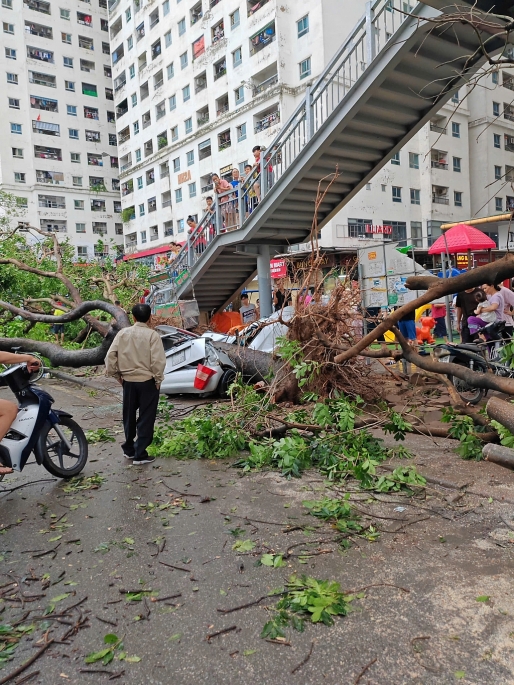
[162,0,420,286]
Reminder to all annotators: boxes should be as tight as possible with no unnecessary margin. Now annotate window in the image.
[6,73,18,84]
[152,40,162,60]
[180,51,188,69]
[165,30,172,47]
[496,197,503,212]
[297,15,309,37]
[186,150,194,166]
[237,122,247,142]
[82,83,97,97]
[233,47,242,67]
[69,128,79,139]
[10,123,21,134]
[175,188,182,203]
[5,48,16,60]
[60,8,70,19]
[493,101,500,117]
[73,176,82,186]
[131,93,137,107]
[164,220,173,236]
[451,91,459,103]
[126,7,132,21]
[77,246,88,258]
[410,221,422,247]
[65,80,75,91]
[453,156,461,172]
[63,57,73,68]
[198,138,211,159]
[169,94,176,111]
[167,63,174,80]
[137,176,143,189]
[80,59,95,73]
[173,157,180,172]
[171,125,178,141]
[177,219,184,233]
[67,105,77,116]
[495,165,502,180]
[189,182,196,198]
[71,152,80,162]
[410,188,420,205]
[231,9,240,28]
[129,64,135,79]
[14,172,25,183]
[454,191,462,207]
[183,84,190,102]
[8,98,19,109]
[127,35,133,50]
[11,147,23,158]
[185,117,192,135]
[163,0,170,15]
[235,85,244,105]
[391,152,400,165]
[133,121,139,134]
[392,186,402,202]
[178,17,186,35]
[299,58,311,79]
[148,197,156,212]
[451,122,460,138]
[135,148,141,162]
[76,223,86,233]
[140,230,147,243]
[2,0,12,7]
[409,152,419,169]
[139,203,145,216]
[3,22,14,34]
[494,133,501,148]
[492,70,499,85]
[61,32,72,44]
[74,199,84,210]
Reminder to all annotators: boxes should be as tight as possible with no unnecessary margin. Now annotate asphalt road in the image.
[1,379,514,684]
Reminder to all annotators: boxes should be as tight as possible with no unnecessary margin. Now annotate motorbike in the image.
[433,321,514,404]
[0,363,88,479]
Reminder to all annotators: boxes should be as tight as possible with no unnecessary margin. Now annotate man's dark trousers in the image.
[121,379,159,459]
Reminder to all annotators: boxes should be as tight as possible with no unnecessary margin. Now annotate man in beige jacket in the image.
[105,304,166,465]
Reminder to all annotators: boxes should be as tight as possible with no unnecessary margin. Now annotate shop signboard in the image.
[270,258,287,278]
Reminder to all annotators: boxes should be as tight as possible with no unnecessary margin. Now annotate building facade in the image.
[0,0,123,259]
[109,0,365,255]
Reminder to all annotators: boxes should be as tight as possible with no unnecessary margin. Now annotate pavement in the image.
[1,378,514,685]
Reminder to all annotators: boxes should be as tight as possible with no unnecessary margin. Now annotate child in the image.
[473,290,496,324]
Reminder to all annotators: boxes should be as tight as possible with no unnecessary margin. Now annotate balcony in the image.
[201,183,213,193]
[79,36,94,50]
[148,197,157,212]
[430,151,448,170]
[112,44,124,64]
[142,111,151,129]
[38,195,65,209]
[161,191,171,208]
[195,73,207,93]
[118,127,130,143]
[430,122,447,134]
[216,95,229,117]
[34,145,62,162]
[116,99,128,119]
[80,59,95,73]
[29,71,56,88]
[31,96,58,112]
[89,176,105,190]
[106,88,114,101]
[432,196,449,205]
[191,3,202,24]
[82,83,98,97]
[41,220,67,233]
[504,74,514,91]
[150,228,159,242]
[214,59,227,81]
[156,102,166,120]
[77,12,93,26]
[37,170,64,184]
[144,141,154,157]
[140,82,149,100]
[24,21,52,38]
[93,222,108,234]
[85,130,101,142]
[88,153,103,166]
[197,108,209,126]
[136,21,145,41]
[252,73,278,96]
[24,0,50,14]
[27,46,54,63]
[84,106,99,120]
[91,200,106,212]
[120,154,132,171]
[151,40,161,60]
[210,0,221,6]
[114,74,126,92]
[254,108,279,132]
[33,120,60,136]
[110,16,122,39]
[505,106,514,122]
[250,23,276,55]
[506,136,514,152]
[247,0,270,15]
[121,180,133,196]
[158,133,168,149]
[218,130,231,151]
[212,21,224,43]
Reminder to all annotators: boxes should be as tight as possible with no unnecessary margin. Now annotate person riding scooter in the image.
[0,352,41,474]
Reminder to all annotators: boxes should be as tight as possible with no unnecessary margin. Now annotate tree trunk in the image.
[482,443,514,470]
[0,336,113,368]
[486,396,514,434]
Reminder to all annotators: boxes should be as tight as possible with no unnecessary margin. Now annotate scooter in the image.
[0,363,88,479]
[433,321,512,405]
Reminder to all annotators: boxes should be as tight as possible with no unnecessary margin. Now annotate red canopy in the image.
[428,223,496,254]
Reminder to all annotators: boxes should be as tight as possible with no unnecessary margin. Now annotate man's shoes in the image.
[123,452,135,459]
[133,455,156,465]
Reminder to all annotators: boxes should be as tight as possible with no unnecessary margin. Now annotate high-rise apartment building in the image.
[0,0,123,259]
[109,0,365,255]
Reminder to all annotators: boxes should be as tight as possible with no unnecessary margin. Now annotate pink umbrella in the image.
[428,223,496,254]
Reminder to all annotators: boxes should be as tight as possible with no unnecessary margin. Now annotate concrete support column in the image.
[257,245,272,318]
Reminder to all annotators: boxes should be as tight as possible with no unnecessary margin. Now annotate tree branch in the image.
[0,336,113,367]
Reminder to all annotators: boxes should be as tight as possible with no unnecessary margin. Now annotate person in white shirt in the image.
[239,293,257,325]
[500,285,514,337]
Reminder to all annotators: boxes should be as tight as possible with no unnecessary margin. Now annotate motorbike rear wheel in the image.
[37,416,88,478]
[449,360,486,405]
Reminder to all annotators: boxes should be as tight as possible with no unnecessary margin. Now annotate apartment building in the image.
[0,0,123,259]
[109,0,365,255]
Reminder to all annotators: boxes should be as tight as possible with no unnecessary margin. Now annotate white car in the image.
[156,325,237,398]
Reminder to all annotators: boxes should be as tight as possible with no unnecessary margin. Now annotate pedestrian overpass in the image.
[163,0,509,315]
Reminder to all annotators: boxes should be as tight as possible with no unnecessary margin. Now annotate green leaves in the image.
[84,428,116,444]
[259,554,286,568]
[374,466,426,493]
[382,410,413,442]
[475,595,490,602]
[62,474,106,493]
[85,634,140,666]
[232,539,255,552]
[441,408,483,460]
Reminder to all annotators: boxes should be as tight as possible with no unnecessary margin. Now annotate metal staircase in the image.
[163,0,508,313]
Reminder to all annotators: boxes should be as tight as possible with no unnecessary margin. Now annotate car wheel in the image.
[218,368,237,399]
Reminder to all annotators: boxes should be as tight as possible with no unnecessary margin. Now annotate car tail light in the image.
[194,364,216,390]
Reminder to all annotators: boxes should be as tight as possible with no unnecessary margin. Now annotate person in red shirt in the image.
[211,173,232,230]
[431,303,448,341]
